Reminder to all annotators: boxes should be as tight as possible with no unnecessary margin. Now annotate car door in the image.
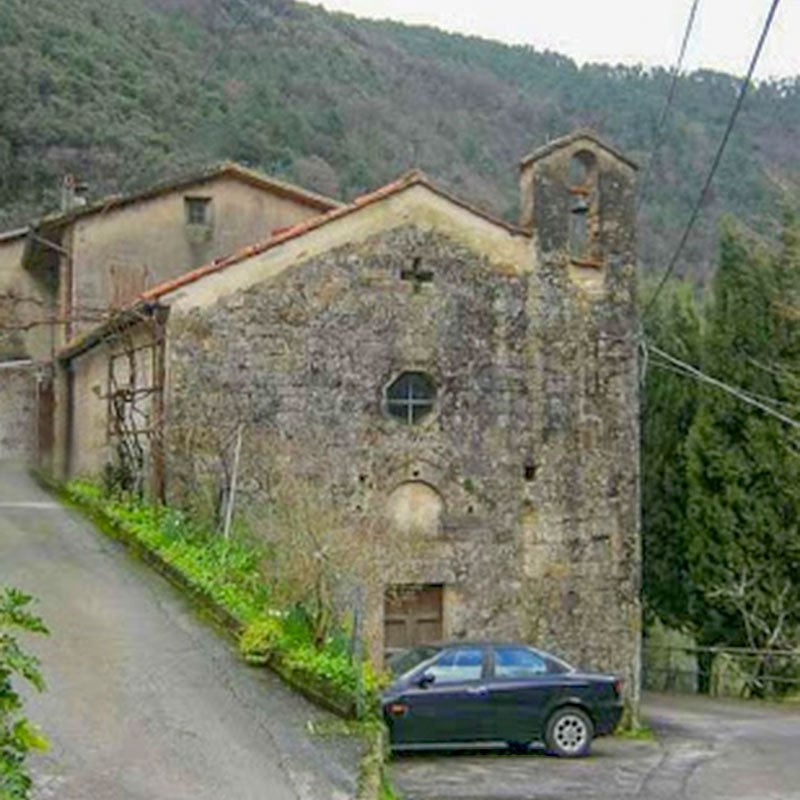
[393,646,492,744]
[486,646,564,742]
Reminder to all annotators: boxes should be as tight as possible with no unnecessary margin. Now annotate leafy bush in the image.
[65,480,270,623]
[239,616,286,665]
[0,588,48,800]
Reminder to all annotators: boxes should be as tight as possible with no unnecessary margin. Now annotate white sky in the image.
[317,0,799,80]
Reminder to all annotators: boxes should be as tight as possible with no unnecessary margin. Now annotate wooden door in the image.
[384,585,443,657]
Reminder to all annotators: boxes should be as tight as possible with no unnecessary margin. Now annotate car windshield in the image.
[387,645,441,678]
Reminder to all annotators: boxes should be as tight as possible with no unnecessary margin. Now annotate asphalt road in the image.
[0,463,361,800]
[391,691,800,800]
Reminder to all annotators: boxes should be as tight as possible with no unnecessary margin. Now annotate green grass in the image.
[615,723,656,742]
[379,772,402,800]
[65,480,269,622]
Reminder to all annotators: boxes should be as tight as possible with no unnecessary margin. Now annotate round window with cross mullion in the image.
[385,372,437,424]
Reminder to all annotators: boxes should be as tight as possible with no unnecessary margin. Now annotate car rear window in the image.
[493,647,549,678]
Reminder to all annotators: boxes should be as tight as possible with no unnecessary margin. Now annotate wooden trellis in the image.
[102,311,166,496]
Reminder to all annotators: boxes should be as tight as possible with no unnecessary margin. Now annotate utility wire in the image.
[647,342,800,430]
[650,355,800,411]
[642,0,783,320]
[636,0,701,216]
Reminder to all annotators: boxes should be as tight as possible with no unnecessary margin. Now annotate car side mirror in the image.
[415,671,436,688]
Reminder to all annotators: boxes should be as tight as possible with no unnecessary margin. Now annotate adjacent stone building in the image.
[51,131,642,701]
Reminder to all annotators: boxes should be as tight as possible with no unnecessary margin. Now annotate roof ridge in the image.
[521,129,638,170]
[34,162,341,231]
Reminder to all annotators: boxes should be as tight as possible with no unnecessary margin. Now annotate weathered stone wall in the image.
[521,139,640,700]
[165,154,640,701]
[167,224,531,644]
[0,362,37,461]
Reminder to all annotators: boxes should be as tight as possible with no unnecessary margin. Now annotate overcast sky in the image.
[317,0,798,80]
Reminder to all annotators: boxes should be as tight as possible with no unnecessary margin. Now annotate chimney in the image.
[61,174,89,212]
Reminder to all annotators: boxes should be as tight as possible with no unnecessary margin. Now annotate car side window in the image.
[493,647,548,679]
[427,647,484,684]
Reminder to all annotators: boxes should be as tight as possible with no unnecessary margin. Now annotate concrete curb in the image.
[357,724,389,800]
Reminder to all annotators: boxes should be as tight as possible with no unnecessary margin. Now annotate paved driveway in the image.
[0,463,360,800]
[391,691,800,799]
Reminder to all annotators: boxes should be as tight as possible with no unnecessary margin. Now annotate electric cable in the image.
[642,0,783,320]
[636,0,701,215]
[647,342,800,429]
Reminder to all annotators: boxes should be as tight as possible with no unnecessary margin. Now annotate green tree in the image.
[0,588,48,800]
[641,280,701,628]
[685,220,800,670]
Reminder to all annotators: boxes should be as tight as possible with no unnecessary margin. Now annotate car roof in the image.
[418,640,545,650]
[410,641,574,668]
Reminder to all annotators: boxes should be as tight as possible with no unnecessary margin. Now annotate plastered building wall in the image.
[0,235,52,463]
[0,234,54,361]
[55,322,159,480]
[68,175,328,333]
[0,363,37,460]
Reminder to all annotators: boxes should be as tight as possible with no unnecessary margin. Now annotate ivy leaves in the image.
[0,587,48,800]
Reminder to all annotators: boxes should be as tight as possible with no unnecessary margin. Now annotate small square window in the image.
[185,196,211,225]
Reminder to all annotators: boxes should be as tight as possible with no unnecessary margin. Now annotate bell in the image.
[571,196,590,215]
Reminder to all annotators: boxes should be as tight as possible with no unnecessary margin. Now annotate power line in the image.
[642,0,783,320]
[647,342,800,430]
[636,0,701,216]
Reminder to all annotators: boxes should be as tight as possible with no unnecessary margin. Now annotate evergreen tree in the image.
[641,281,701,629]
[685,220,800,661]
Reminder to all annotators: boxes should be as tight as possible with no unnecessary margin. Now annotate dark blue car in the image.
[382,642,623,757]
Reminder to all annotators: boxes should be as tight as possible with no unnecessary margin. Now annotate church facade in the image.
[52,131,641,700]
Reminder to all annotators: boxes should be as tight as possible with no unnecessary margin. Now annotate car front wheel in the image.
[544,706,593,758]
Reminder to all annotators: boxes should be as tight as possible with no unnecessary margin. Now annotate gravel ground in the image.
[391,684,800,798]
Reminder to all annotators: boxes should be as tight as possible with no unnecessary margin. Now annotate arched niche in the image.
[568,149,600,263]
[386,481,444,536]
[569,149,596,188]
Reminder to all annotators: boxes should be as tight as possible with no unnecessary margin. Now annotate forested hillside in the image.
[2,0,800,276]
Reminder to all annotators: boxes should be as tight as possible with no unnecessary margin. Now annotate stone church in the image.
[11,130,642,697]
